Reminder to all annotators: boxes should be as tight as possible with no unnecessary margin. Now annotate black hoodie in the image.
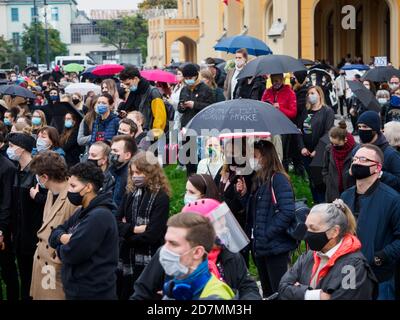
[49,191,119,300]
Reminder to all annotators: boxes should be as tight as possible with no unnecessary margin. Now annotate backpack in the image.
[271,174,310,241]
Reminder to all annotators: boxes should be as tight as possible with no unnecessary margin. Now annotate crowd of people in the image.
[0,50,400,301]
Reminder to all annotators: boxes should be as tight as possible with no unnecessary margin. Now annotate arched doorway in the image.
[173,36,197,63]
[313,0,391,67]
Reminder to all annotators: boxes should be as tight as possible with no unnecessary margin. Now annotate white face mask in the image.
[378,98,388,104]
[159,246,192,278]
[184,194,201,206]
[250,158,262,172]
[235,60,245,69]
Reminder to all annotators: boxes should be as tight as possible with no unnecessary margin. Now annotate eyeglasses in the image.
[352,156,379,164]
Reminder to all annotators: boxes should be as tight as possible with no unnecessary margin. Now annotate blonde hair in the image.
[32,109,47,129]
[127,151,171,197]
[384,121,400,147]
[200,69,217,89]
[306,86,326,110]
[127,111,145,126]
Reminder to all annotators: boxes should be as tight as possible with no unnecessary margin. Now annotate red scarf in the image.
[331,133,355,193]
[208,247,223,281]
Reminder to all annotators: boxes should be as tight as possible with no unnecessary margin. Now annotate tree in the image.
[0,36,13,66]
[21,22,68,64]
[97,14,148,60]
[0,36,26,69]
[138,0,177,9]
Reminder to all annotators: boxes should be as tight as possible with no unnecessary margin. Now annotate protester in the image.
[77,95,98,159]
[204,57,226,89]
[224,48,248,100]
[341,144,400,300]
[8,133,45,300]
[185,174,221,205]
[87,141,115,194]
[71,93,84,111]
[49,162,118,300]
[0,147,19,300]
[354,111,400,192]
[127,111,150,150]
[279,200,377,300]
[200,69,225,102]
[29,151,78,299]
[159,212,235,300]
[31,110,47,138]
[386,88,400,122]
[60,113,83,167]
[101,79,123,111]
[299,86,335,204]
[3,107,19,129]
[90,93,120,145]
[132,199,261,300]
[335,70,348,116]
[169,67,185,131]
[33,126,65,158]
[322,120,356,202]
[389,75,400,94]
[109,135,138,208]
[196,136,224,179]
[237,140,297,298]
[116,151,170,299]
[383,121,400,152]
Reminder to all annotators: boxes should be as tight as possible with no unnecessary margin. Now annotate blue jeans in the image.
[378,278,396,300]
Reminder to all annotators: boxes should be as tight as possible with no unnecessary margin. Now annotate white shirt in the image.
[304,239,343,300]
[231,67,242,99]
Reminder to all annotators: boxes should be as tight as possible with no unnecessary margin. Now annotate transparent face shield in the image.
[208,202,250,253]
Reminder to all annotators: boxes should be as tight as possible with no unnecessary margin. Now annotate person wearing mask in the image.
[49,162,119,300]
[204,57,226,89]
[385,89,400,122]
[116,151,170,299]
[224,48,248,100]
[89,93,120,146]
[119,65,167,140]
[299,86,335,204]
[60,113,83,167]
[353,111,400,192]
[7,133,45,300]
[0,145,19,300]
[200,69,225,103]
[32,126,65,158]
[71,93,84,112]
[169,68,185,131]
[236,140,297,298]
[341,145,400,300]
[389,75,400,94]
[118,118,137,138]
[3,107,19,130]
[127,111,150,151]
[43,88,63,132]
[383,121,400,152]
[279,200,377,300]
[197,136,224,179]
[29,151,79,299]
[109,135,138,208]
[178,63,215,175]
[159,212,235,300]
[77,96,98,160]
[377,84,391,126]
[184,174,221,206]
[132,199,261,300]
[31,110,47,138]
[0,122,8,157]
[322,121,357,203]
[335,70,349,116]
[87,141,115,194]
[101,79,123,112]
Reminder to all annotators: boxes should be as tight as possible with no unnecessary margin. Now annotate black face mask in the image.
[67,186,87,206]
[109,153,122,167]
[87,159,100,168]
[304,230,330,252]
[358,130,376,144]
[72,99,81,105]
[351,163,375,180]
[333,145,345,151]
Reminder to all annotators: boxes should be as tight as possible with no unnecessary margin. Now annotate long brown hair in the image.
[84,95,98,131]
[188,174,221,201]
[60,113,80,147]
[126,151,171,197]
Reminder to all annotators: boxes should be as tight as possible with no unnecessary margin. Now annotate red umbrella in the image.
[92,64,125,77]
[140,69,177,84]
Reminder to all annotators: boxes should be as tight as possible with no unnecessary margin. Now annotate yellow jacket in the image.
[199,275,235,300]
[150,97,167,139]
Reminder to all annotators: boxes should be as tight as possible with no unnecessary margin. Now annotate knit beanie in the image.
[357,111,381,132]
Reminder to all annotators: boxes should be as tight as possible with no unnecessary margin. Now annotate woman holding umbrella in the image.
[299,86,335,204]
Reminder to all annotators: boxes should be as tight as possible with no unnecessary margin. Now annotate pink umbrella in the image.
[92,64,125,77]
[140,69,177,84]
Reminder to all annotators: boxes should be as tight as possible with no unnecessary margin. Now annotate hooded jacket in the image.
[279,234,378,300]
[262,84,297,120]
[49,192,119,300]
[90,112,120,145]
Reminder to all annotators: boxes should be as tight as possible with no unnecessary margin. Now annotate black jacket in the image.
[235,76,266,101]
[0,154,16,238]
[294,84,310,128]
[49,192,119,300]
[102,167,115,195]
[178,82,215,128]
[61,126,83,167]
[11,163,45,255]
[279,245,378,300]
[131,247,261,300]
[110,162,129,209]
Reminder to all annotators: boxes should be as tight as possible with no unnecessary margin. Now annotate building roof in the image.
[90,10,137,20]
[0,0,77,4]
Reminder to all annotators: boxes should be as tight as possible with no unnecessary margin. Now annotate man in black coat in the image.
[0,152,19,300]
[131,247,261,300]
[49,162,119,300]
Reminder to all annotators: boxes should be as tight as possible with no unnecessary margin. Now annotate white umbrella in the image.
[65,83,101,96]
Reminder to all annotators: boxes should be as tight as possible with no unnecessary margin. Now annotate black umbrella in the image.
[0,85,36,99]
[347,80,381,112]
[362,66,400,82]
[185,99,300,136]
[237,55,306,80]
[300,58,315,66]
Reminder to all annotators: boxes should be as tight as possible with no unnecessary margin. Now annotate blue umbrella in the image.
[81,66,96,79]
[214,35,272,56]
[341,64,370,71]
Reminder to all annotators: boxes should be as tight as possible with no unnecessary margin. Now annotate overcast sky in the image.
[76,0,140,13]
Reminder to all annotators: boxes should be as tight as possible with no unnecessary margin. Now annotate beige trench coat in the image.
[30,184,78,300]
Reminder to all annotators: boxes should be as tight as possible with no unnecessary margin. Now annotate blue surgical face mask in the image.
[35,174,47,189]
[32,117,42,126]
[130,85,138,92]
[308,94,319,105]
[95,104,108,115]
[7,147,21,161]
[185,79,196,86]
[4,118,11,126]
[159,245,191,278]
[36,138,50,153]
[49,95,59,102]
[64,120,74,128]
